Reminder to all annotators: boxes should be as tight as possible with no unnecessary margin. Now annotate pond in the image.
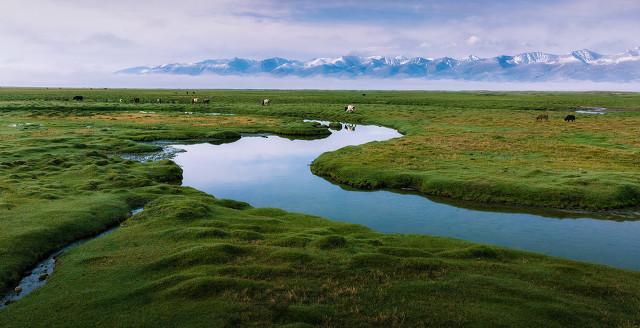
[171,123,640,270]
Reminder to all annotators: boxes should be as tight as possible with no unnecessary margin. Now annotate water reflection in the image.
[172,124,640,270]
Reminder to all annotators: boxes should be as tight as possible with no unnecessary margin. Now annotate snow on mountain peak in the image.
[571,49,602,63]
[119,47,640,82]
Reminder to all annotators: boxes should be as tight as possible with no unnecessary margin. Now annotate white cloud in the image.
[0,0,638,86]
[465,35,480,46]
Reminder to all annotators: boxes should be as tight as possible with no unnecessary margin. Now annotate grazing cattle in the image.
[133,97,140,103]
[203,99,210,104]
[72,96,83,101]
[536,114,549,121]
[362,93,367,96]
[156,98,162,103]
[262,98,270,106]
[345,104,356,113]
[192,98,199,104]
[564,115,576,122]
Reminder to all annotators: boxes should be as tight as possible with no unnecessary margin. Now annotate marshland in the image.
[0,88,639,327]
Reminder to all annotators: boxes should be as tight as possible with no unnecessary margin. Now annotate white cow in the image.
[345,104,356,113]
[192,98,199,104]
[262,98,270,106]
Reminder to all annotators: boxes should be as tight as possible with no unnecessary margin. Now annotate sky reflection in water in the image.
[173,124,640,270]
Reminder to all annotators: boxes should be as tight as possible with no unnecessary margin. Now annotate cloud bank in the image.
[1,0,639,89]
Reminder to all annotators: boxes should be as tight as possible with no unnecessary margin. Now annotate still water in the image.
[172,123,640,270]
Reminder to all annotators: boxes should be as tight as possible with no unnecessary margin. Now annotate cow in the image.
[345,124,357,132]
[203,99,210,104]
[133,97,140,103]
[262,98,270,106]
[536,114,549,121]
[345,104,356,113]
[156,98,162,103]
[192,98,199,104]
[564,115,576,122]
[72,96,83,101]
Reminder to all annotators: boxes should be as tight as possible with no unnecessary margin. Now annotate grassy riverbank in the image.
[4,88,638,209]
[2,187,640,327]
[0,89,639,326]
[0,107,327,294]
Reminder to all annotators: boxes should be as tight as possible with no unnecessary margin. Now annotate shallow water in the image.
[171,124,640,270]
[0,208,144,309]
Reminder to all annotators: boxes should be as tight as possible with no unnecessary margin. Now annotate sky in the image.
[1,0,639,88]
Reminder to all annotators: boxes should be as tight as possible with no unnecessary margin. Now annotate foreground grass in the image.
[0,89,639,326]
[1,188,639,327]
[0,109,327,293]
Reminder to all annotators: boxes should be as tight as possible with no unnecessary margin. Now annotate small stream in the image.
[0,208,143,309]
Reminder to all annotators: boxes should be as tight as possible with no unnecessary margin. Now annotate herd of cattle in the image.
[537,113,576,122]
[70,95,580,120]
[70,95,360,113]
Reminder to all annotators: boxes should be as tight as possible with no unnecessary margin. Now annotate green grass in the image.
[1,188,639,327]
[3,88,638,209]
[0,88,639,326]
[0,107,328,294]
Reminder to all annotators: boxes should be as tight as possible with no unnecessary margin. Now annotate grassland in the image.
[0,106,327,294]
[2,188,640,327]
[0,88,639,327]
[4,88,637,209]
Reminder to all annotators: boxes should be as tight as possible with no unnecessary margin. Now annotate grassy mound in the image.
[1,189,638,327]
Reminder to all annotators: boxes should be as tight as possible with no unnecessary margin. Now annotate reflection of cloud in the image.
[173,126,400,185]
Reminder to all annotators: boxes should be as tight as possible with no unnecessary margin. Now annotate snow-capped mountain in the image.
[119,48,640,82]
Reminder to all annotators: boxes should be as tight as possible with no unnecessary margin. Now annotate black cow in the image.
[203,99,210,104]
[564,115,576,122]
[133,97,140,103]
[72,96,84,101]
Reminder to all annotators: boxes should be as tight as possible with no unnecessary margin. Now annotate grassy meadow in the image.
[0,88,639,326]
[5,88,637,209]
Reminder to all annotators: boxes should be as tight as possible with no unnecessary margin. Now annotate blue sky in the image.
[0,0,638,87]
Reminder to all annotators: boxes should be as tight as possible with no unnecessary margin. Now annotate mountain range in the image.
[119,47,640,82]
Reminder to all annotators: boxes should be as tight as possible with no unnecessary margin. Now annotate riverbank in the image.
[1,90,639,326]
[0,108,329,294]
[3,89,639,210]
[2,187,640,327]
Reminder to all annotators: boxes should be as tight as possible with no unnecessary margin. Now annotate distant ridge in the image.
[119,47,640,82]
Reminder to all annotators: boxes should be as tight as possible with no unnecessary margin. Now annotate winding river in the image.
[4,121,639,308]
[172,122,640,270]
